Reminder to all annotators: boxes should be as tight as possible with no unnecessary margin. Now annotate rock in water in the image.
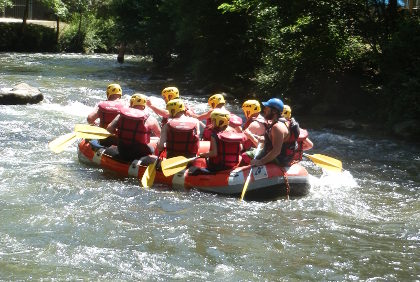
[0,83,44,105]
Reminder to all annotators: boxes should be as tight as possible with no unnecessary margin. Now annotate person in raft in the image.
[107,93,161,162]
[156,98,200,159]
[250,98,301,167]
[194,93,243,141]
[241,99,267,151]
[86,83,126,146]
[281,104,313,160]
[146,86,195,127]
[198,109,246,172]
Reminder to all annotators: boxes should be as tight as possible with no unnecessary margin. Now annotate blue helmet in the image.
[262,98,284,113]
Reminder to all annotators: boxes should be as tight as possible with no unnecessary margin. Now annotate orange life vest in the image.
[117,107,151,146]
[166,118,199,158]
[208,131,246,170]
[98,100,123,128]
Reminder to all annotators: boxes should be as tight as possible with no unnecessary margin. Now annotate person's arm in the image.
[199,136,218,158]
[147,99,170,118]
[251,123,286,166]
[87,106,99,125]
[156,124,167,153]
[303,138,313,151]
[195,110,212,121]
[244,121,264,147]
[148,116,161,138]
[106,114,120,134]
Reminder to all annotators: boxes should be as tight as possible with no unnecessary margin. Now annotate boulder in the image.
[0,83,43,105]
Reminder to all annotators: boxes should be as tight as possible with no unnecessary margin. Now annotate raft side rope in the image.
[280,167,290,200]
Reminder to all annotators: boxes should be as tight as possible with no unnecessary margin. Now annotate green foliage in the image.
[0,23,57,52]
[379,17,420,122]
[58,14,117,53]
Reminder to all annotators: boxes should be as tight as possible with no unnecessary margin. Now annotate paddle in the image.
[74,124,111,135]
[239,144,262,201]
[161,156,199,177]
[303,153,342,172]
[140,151,165,188]
[48,132,78,153]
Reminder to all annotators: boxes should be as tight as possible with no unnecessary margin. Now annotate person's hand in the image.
[146,99,152,107]
[251,159,263,166]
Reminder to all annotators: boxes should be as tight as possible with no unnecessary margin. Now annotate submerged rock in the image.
[0,83,43,105]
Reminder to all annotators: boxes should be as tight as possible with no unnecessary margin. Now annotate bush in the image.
[0,23,57,52]
[58,14,117,53]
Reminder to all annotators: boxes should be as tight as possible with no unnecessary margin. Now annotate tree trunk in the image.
[21,0,30,34]
[117,42,126,64]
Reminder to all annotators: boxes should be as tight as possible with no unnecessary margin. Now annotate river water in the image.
[0,53,418,280]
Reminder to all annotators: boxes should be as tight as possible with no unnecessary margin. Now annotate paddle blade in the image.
[74,124,111,135]
[305,153,342,172]
[162,162,188,177]
[48,132,78,153]
[75,132,110,140]
[161,156,189,170]
[141,161,157,188]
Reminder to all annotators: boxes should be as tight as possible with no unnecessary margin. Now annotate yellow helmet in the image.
[166,98,185,117]
[208,94,226,109]
[242,100,261,119]
[130,93,147,107]
[282,105,292,119]
[161,87,180,102]
[106,83,122,98]
[211,109,230,128]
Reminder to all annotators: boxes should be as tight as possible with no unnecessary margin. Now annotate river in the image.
[0,53,418,280]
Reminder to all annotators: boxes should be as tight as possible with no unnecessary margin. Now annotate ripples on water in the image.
[0,53,418,280]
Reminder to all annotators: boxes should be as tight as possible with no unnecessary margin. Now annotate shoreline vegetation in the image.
[0,0,419,142]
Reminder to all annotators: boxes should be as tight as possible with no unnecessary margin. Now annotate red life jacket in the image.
[161,117,168,128]
[202,117,213,141]
[229,114,242,128]
[117,107,151,146]
[208,131,246,170]
[166,118,199,158]
[242,115,266,150]
[98,100,123,128]
[292,128,309,162]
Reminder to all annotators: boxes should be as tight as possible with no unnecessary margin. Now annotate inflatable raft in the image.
[77,139,311,201]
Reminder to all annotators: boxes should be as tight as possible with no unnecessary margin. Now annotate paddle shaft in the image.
[239,144,262,201]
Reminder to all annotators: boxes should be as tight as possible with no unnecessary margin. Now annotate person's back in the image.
[157,99,200,158]
[107,93,160,161]
[87,83,124,127]
[199,109,246,171]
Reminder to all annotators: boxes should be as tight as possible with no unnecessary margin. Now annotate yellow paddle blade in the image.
[74,124,111,135]
[75,132,110,140]
[161,156,194,171]
[141,161,157,188]
[161,156,189,177]
[162,163,188,177]
[304,153,343,172]
[48,132,78,153]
